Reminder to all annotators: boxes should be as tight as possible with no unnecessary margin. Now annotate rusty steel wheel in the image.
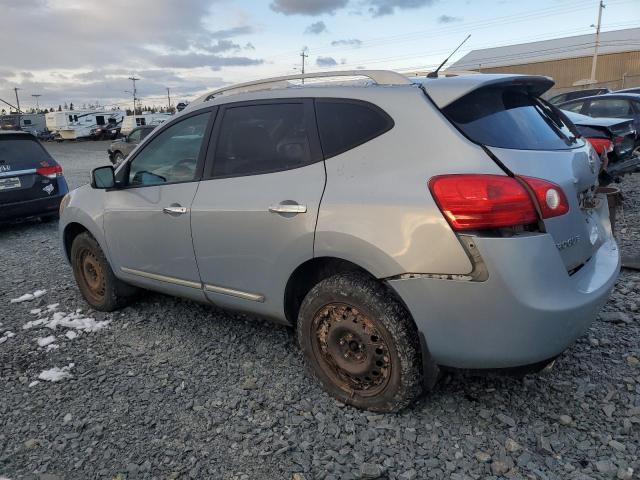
[298,271,424,412]
[70,232,138,311]
[312,303,392,397]
[77,247,106,304]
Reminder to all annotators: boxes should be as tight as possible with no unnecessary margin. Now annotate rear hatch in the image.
[0,134,62,204]
[425,76,606,272]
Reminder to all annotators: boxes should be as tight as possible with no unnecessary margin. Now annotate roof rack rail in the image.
[402,69,481,78]
[191,69,412,106]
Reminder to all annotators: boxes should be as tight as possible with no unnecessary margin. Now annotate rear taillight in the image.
[517,176,570,219]
[429,174,570,231]
[428,174,538,230]
[586,137,613,154]
[36,165,62,178]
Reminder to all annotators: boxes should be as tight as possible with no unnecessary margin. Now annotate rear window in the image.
[443,87,580,150]
[0,138,49,163]
[315,100,393,158]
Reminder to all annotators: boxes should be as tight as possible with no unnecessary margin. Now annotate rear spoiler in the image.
[417,74,555,108]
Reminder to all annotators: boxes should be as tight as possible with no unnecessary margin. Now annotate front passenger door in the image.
[103,110,214,298]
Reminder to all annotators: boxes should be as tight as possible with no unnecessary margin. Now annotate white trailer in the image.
[57,111,125,140]
[120,113,171,136]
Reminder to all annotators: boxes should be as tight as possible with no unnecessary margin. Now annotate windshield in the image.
[443,86,582,150]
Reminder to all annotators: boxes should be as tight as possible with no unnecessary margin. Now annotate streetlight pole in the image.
[166,87,171,111]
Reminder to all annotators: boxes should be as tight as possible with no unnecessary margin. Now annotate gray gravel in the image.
[0,141,638,480]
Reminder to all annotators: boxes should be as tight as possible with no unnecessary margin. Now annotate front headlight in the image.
[59,193,71,216]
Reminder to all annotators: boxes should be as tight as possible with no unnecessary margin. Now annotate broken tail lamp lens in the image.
[429,174,569,231]
[36,165,63,179]
[586,137,613,155]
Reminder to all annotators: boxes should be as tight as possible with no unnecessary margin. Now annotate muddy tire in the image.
[70,232,138,311]
[297,271,423,412]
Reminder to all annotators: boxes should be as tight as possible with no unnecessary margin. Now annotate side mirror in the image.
[91,165,116,189]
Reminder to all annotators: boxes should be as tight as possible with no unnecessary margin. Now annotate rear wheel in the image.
[297,271,423,412]
[70,232,138,311]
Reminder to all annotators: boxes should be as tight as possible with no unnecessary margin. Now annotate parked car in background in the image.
[60,71,619,412]
[558,93,640,139]
[0,131,68,223]
[548,87,610,105]
[91,118,123,140]
[563,110,639,183]
[614,87,640,95]
[107,125,155,165]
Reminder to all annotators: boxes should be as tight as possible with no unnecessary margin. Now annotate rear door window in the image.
[586,98,633,118]
[212,102,314,177]
[561,101,586,113]
[315,100,393,158]
[443,86,580,150]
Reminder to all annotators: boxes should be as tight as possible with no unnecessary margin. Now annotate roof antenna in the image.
[427,34,471,78]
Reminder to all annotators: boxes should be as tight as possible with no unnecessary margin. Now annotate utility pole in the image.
[166,87,171,111]
[32,94,41,112]
[13,87,21,113]
[128,76,139,115]
[300,49,308,84]
[590,0,605,83]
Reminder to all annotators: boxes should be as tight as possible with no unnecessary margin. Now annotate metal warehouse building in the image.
[449,28,640,95]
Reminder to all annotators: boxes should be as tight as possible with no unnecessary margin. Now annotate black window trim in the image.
[314,97,395,159]
[114,106,218,190]
[203,98,323,180]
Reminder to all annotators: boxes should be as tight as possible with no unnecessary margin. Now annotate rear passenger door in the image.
[191,99,325,320]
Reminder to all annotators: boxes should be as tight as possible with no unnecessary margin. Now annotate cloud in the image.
[437,14,461,23]
[209,25,254,39]
[152,53,264,70]
[316,56,338,67]
[331,38,363,47]
[244,42,256,50]
[305,21,328,34]
[270,0,348,15]
[366,0,437,17]
[198,39,242,54]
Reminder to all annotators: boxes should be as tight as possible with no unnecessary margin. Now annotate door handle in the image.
[268,203,307,214]
[163,206,188,215]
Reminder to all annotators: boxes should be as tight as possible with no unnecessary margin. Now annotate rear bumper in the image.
[389,233,620,369]
[0,178,68,221]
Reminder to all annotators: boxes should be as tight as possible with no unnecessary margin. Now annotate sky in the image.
[1,0,639,111]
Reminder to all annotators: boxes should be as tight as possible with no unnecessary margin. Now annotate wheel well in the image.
[284,257,375,325]
[63,222,89,260]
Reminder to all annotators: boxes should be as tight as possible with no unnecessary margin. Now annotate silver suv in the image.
[59,71,620,412]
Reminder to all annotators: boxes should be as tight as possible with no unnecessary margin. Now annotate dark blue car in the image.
[0,131,69,223]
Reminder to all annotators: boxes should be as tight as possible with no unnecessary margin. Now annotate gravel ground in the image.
[0,141,638,480]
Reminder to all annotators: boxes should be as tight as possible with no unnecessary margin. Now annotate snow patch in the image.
[47,303,60,311]
[65,330,78,340]
[46,344,59,352]
[23,311,110,333]
[23,318,48,330]
[30,308,42,315]
[47,311,110,332]
[38,363,74,382]
[28,381,40,388]
[10,289,46,303]
[4,331,15,338]
[36,335,57,347]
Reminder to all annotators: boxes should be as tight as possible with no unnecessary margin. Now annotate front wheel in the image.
[70,232,138,311]
[297,271,423,412]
